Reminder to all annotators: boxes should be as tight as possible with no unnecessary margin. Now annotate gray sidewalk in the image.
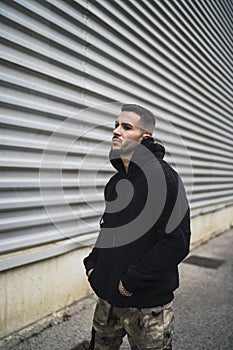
[1,228,233,350]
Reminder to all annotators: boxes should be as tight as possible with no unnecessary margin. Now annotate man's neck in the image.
[121,153,133,173]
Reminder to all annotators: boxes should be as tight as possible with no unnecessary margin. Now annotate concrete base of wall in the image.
[0,247,92,339]
[190,205,233,248]
[0,206,232,340]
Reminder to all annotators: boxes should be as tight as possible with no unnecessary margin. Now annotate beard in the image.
[111,139,139,156]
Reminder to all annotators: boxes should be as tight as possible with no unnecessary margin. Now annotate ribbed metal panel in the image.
[0,0,232,270]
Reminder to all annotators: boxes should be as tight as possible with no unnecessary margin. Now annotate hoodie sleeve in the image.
[83,247,98,275]
[121,169,191,293]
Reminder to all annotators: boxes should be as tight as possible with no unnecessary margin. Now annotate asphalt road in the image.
[1,228,233,350]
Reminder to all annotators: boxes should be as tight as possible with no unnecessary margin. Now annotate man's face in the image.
[112,111,144,156]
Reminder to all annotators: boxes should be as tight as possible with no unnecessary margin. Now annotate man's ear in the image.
[142,133,151,140]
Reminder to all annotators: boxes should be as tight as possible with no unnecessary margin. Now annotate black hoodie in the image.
[84,138,191,308]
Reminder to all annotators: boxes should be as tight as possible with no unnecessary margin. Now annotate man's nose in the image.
[113,125,121,136]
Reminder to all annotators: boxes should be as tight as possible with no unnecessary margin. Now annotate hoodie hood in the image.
[109,137,165,174]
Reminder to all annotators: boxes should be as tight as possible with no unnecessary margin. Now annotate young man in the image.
[83,104,191,350]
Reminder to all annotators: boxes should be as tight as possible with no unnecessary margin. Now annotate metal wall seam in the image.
[3,0,231,119]
[219,0,233,23]
[182,0,232,60]
[132,0,232,80]
[115,0,233,116]
[200,0,233,40]
[140,3,229,107]
[154,1,232,92]
[91,0,233,111]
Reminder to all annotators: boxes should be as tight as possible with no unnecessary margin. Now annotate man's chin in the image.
[111,141,121,149]
[111,145,121,154]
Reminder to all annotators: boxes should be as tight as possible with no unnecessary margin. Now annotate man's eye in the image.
[114,123,119,128]
[123,125,131,130]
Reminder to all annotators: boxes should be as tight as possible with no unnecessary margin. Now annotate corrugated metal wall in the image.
[1,0,232,271]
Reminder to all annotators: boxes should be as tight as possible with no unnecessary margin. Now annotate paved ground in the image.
[1,228,233,350]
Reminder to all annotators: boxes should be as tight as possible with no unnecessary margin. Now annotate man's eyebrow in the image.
[115,121,134,127]
[122,122,134,126]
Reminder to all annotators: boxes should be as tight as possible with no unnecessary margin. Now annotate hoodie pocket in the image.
[106,271,135,307]
[88,264,108,298]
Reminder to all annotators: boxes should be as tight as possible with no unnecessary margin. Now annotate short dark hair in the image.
[121,104,156,134]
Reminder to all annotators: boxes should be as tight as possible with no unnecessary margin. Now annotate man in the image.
[83,104,191,350]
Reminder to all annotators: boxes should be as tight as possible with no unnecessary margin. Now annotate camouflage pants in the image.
[91,298,174,350]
